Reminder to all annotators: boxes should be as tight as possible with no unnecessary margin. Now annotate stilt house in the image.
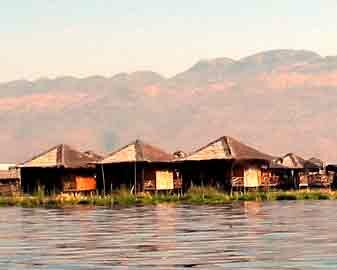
[273,153,324,189]
[96,140,181,194]
[176,136,273,191]
[325,165,337,189]
[20,144,101,195]
[308,157,324,170]
[0,165,20,196]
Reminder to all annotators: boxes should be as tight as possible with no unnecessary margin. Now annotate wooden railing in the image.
[144,179,156,191]
[261,175,280,187]
[231,177,244,187]
[0,184,19,196]
[300,174,333,188]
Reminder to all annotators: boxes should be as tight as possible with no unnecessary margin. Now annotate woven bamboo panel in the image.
[75,176,96,191]
[156,170,174,190]
[244,167,261,187]
[0,170,19,180]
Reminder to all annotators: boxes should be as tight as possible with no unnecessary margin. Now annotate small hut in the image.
[326,165,337,189]
[308,157,324,170]
[274,153,320,171]
[20,144,101,195]
[273,153,323,189]
[176,136,273,192]
[96,140,181,194]
[0,165,20,196]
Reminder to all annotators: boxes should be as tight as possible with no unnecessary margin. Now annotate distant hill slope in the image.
[1,49,337,163]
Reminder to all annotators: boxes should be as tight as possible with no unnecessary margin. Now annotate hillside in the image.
[1,49,337,163]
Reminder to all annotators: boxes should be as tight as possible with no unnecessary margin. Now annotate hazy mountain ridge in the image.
[1,49,337,163]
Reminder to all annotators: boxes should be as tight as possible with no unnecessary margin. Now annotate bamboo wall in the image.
[63,174,96,192]
[0,180,19,196]
[244,167,261,188]
[75,176,96,191]
[156,170,174,190]
[144,169,177,191]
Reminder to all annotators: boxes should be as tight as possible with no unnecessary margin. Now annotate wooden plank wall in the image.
[75,176,96,191]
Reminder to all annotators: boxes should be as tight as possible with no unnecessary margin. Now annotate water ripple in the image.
[1,201,337,269]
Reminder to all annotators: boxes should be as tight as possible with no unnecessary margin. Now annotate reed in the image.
[140,193,181,204]
[113,188,137,205]
[274,192,297,200]
[184,186,230,204]
[0,188,336,208]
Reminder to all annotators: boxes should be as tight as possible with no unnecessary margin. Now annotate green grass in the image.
[0,187,336,208]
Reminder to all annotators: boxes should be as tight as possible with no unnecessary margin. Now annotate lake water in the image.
[1,201,337,269]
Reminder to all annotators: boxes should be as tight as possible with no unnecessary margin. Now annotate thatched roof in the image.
[173,150,188,159]
[269,161,290,169]
[0,170,19,180]
[83,150,103,161]
[0,164,16,171]
[180,136,273,161]
[20,144,101,169]
[274,153,320,170]
[326,164,337,172]
[308,157,324,169]
[99,140,173,164]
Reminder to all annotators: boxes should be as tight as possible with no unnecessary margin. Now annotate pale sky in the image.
[1,0,337,82]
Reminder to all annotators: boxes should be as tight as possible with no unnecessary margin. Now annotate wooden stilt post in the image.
[101,164,106,196]
[230,161,234,196]
[134,162,137,195]
[142,166,144,193]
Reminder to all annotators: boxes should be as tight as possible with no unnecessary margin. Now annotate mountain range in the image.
[1,49,337,163]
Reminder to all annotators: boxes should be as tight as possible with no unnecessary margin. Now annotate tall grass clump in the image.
[0,196,15,206]
[154,193,180,203]
[274,192,297,201]
[235,192,270,201]
[295,191,331,200]
[1,188,337,209]
[90,195,113,206]
[139,192,180,205]
[113,188,137,205]
[184,186,229,204]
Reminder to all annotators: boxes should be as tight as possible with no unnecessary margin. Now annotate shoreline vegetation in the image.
[0,187,337,208]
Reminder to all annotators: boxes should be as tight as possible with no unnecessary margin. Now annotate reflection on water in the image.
[1,201,337,269]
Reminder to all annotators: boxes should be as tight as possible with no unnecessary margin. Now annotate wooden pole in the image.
[134,162,137,195]
[230,161,234,195]
[291,170,295,189]
[142,166,144,192]
[101,164,106,196]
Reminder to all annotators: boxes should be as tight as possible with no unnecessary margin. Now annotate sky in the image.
[1,0,337,82]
